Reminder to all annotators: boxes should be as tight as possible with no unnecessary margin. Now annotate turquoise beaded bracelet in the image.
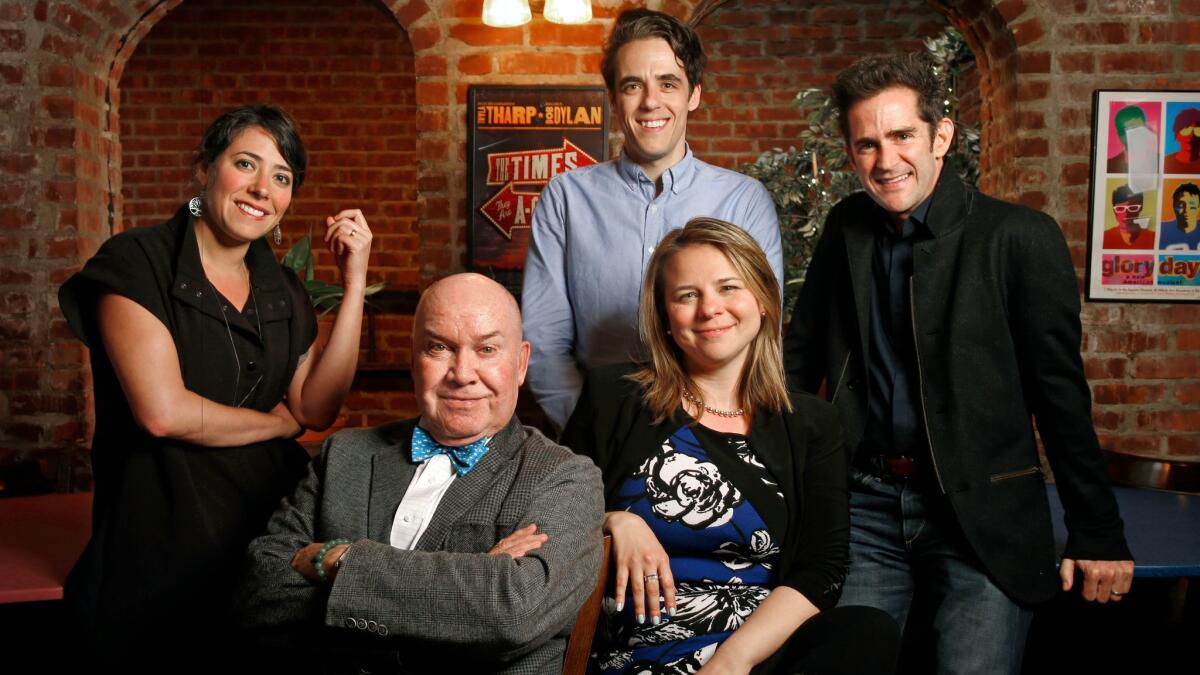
[313,538,352,581]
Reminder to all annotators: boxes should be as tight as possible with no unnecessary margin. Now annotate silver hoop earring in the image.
[273,224,282,245]
[188,194,203,217]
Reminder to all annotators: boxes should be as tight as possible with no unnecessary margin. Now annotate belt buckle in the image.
[883,456,917,479]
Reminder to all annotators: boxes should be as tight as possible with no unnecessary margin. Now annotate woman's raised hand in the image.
[605,511,677,625]
[323,208,372,288]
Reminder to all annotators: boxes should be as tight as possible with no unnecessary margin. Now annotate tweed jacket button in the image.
[356,618,368,630]
[377,624,389,636]
[344,617,356,629]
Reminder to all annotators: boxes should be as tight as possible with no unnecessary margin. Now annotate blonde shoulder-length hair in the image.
[628,217,792,424]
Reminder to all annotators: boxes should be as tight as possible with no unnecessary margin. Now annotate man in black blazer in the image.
[784,53,1133,674]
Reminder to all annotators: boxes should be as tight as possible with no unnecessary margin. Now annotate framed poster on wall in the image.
[467,85,609,296]
[1086,89,1200,302]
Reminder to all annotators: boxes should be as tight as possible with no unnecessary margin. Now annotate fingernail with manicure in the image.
[636,614,645,625]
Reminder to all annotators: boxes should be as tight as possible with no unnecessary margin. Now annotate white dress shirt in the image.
[389,454,457,550]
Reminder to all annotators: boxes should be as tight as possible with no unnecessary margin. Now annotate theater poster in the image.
[1086,89,1200,302]
[467,86,608,295]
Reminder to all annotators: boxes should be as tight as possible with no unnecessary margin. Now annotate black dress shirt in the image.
[862,197,932,459]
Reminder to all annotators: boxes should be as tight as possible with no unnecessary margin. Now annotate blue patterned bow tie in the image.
[411,426,490,476]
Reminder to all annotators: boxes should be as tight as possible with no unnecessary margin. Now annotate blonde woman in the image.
[562,218,897,674]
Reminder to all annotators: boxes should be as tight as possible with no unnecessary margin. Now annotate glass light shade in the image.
[482,0,532,27]
[544,0,592,24]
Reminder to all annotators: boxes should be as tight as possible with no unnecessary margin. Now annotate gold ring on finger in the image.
[1110,590,1123,597]
[644,573,658,583]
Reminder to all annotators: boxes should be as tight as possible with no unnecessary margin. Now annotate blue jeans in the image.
[838,468,1033,675]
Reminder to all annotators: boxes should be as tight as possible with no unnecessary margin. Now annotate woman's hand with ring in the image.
[323,208,372,289]
[605,511,677,625]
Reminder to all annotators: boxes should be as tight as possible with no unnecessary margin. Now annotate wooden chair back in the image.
[562,535,612,675]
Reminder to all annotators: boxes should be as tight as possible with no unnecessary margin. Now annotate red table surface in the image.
[0,492,92,603]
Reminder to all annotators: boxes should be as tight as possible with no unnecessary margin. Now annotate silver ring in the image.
[349,228,357,237]
[644,573,658,583]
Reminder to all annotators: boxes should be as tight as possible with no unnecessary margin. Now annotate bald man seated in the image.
[234,273,605,674]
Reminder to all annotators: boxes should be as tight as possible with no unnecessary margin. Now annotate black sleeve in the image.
[58,231,173,349]
[784,207,840,393]
[777,399,850,611]
[1006,211,1131,561]
[279,264,319,360]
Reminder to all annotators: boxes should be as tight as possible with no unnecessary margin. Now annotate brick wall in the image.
[693,0,949,169]
[1,0,1198,485]
[117,0,419,433]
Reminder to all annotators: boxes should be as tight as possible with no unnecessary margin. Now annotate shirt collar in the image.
[172,204,287,292]
[616,144,698,197]
[876,192,934,241]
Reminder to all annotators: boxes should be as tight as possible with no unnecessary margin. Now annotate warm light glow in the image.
[544,0,592,24]
[482,0,531,27]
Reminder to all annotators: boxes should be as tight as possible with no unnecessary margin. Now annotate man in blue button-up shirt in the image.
[521,8,783,429]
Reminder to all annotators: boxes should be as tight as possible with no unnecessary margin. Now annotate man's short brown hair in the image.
[833,52,945,145]
[600,8,706,93]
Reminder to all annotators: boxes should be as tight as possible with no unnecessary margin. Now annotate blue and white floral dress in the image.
[594,424,785,674]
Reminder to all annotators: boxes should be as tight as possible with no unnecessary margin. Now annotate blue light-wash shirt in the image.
[521,147,783,429]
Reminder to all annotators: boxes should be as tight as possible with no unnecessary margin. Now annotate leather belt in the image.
[862,454,920,481]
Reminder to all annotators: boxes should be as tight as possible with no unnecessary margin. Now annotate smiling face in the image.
[845,86,954,225]
[412,274,530,446]
[611,37,701,181]
[195,126,294,243]
[661,244,764,377]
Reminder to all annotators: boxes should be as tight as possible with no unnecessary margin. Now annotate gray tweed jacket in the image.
[234,415,605,674]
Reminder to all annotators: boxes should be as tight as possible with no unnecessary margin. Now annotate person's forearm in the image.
[705,586,819,672]
[297,283,364,429]
[148,391,297,447]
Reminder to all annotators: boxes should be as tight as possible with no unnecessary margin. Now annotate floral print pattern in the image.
[641,442,743,529]
[597,426,783,674]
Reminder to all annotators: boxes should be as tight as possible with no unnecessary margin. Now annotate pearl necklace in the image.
[682,389,744,418]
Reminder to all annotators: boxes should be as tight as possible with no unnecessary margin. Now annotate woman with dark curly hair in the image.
[59,105,371,665]
[562,218,897,674]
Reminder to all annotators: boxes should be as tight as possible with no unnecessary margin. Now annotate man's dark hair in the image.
[1173,182,1200,203]
[600,9,705,93]
[832,52,944,144]
[1113,105,1147,146]
[1112,184,1142,205]
[1172,107,1200,135]
[195,105,308,191]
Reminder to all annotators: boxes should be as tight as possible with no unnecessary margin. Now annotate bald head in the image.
[411,273,530,446]
[414,273,522,343]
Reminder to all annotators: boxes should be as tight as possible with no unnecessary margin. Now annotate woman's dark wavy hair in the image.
[833,52,945,146]
[600,8,706,93]
[195,105,307,191]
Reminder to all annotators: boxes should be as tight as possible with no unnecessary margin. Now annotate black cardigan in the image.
[560,363,849,613]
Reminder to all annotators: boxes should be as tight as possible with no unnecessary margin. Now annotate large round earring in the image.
[188,194,203,217]
[273,224,282,245]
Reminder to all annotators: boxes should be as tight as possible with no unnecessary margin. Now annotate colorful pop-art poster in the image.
[1163,102,1200,176]
[1100,254,1154,286]
[1158,178,1200,252]
[1157,254,1200,286]
[1105,101,1161,174]
[1087,90,1200,302]
[467,86,608,297]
